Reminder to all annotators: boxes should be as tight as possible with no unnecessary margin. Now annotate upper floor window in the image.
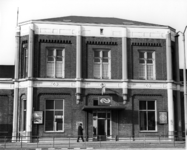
[139,51,155,80]
[45,100,64,132]
[93,50,111,79]
[139,100,157,132]
[46,48,65,78]
[21,45,28,78]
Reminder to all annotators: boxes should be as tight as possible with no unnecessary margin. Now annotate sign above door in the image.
[98,96,112,106]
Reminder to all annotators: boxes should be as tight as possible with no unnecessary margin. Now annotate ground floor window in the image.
[45,99,64,132]
[139,100,157,131]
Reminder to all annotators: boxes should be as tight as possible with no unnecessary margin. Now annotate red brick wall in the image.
[0,90,14,136]
[127,38,167,80]
[33,35,76,78]
[82,37,122,79]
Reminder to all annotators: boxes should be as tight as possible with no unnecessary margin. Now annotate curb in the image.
[36,148,94,150]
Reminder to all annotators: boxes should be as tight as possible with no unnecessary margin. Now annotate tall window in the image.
[46,48,65,78]
[93,50,111,79]
[45,100,64,132]
[21,47,28,78]
[22,99,27,131]
[139,51,155,80]
[139,100,157,131]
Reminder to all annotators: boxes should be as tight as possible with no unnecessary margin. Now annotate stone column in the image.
[26,24,34,142]
[166,31,174,138]
[12,26,20,141]
[122,28,128,104]
[175,35,182,138]
[76,26,82,104]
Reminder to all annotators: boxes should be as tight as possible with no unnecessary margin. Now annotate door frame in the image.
[93,110,112,138]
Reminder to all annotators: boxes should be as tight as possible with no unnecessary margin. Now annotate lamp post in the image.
[176,26,187,149]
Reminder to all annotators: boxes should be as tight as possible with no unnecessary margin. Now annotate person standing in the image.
[77,123,84,142]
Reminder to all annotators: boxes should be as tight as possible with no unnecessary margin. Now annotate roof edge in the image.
[18,20,173,31]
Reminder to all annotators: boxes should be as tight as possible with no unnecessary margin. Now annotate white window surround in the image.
[93,50,111,79]
[139,51,156,80]
[139,100,157,132]
[46,48,65,78]
[45,99,64,132]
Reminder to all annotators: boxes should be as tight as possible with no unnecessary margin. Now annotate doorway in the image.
[93,111,111,141]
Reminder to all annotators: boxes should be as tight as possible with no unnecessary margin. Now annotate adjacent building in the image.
[0,16,184,141]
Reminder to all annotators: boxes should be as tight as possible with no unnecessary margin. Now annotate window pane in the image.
[139,59,144,63]
[140,111,147,130]
[94,51,100,57]
[46,100,54,109]
[107,113,110,118]
[148,101,155,110]
[98,113,106,119]
[48,57,54,61]
[147,52,153,59]
[93,99,98,106]
[103,51,108,57]
[94,58,100,62]
[102,63,108,79]
[148,111,155,130]
[56,57,62,61]
[23,111,26,131]
[56,62,62,77]
[107,119,110,136]
[45,111,54,131]
[93,64,100,78]
[47,62,54,77]
[48,50,54,56]
[139,65,145,79]
[139,52,145,58]
[57,50,62,56]
[147,59,153,64]
[147,65,153,80]
[103,58,108,62]
[55,111,63,116]
[24,100,26,109]
[56,118,63,131]
[139,101,146,110]
[55,100,63,109]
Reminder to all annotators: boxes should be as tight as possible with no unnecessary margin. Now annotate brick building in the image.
[0,16,184,141]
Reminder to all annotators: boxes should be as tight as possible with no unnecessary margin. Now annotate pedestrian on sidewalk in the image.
[77,123,84,142]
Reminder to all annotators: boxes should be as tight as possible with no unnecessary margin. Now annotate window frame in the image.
[138,50,156,80]
[46,47,65,78]
[44,99,65,132]
[93,49,111,79]
[21,99,27,131]
[139,100,157,132]
[21,45,28,78]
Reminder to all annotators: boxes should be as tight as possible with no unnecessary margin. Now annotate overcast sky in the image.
[0,0,187,68]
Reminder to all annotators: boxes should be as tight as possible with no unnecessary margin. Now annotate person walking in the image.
[77,123,84,142]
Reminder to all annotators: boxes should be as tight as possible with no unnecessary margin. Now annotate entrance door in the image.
[93,111,111,141]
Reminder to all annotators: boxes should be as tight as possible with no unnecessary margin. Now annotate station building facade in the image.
[0,16,184,141]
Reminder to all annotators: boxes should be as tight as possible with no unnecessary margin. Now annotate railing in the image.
[0,133,185,149]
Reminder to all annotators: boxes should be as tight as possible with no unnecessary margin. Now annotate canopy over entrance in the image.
[82,106,125,111]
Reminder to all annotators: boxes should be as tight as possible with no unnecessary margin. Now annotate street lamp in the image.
[176,26,187,149]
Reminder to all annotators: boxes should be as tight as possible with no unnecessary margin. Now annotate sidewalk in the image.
[0,140,185,150]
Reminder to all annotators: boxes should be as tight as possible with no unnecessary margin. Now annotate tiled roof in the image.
[37,16,167,27]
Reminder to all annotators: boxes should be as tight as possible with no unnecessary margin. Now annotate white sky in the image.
[0,0,187,68]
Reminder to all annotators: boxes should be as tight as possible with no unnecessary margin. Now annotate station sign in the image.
[98,96,112,106]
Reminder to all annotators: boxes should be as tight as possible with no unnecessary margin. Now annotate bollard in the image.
[99,135,101,148]
[4,136,6,149]
[52,136,54,148]
[68,136,70,149]
[37,136,39,148]
[21,136,22,148]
